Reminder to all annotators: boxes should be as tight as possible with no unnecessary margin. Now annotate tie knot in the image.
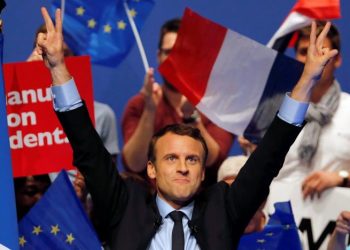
[169,211,184,223]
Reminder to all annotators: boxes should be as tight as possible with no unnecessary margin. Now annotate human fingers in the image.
[302,173,318,189]
[143,68,154,91]
[336,219,350,233]
[41,7,55,33]
[55,9,62,34]
[341,211,350,220]
[302,179,318,200]
[36,32,47,48]
[315,22,331,51]
[309,21,317,50]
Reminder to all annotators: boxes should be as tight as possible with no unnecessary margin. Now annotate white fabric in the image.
[267,12,312,48]
[0,244,10,250]
[274,92,350,182]
[197,30,277,134]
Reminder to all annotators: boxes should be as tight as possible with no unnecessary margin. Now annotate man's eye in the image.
[187,156,199,164]
[298,48,308,56]
[166,155,176,161]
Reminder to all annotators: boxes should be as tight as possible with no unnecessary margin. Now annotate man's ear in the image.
[335,53,342,68]
[147,161,156,180]
[201,166,205,181]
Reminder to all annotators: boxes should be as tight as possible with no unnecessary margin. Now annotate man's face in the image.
[147,132,205,208]
[15,175,51,219]
[157,31,178,64]
[295,37,341,81]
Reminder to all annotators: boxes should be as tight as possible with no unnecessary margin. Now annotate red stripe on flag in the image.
[293,0,341,19]
[159,8,226,105]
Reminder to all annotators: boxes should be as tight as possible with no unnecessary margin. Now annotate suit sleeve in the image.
[56,103,128,230]
[225,116,303,232]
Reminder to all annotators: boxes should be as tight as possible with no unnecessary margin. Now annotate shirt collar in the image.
[156,195,194,220]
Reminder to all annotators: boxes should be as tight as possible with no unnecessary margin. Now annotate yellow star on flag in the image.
[19,236,26,247]
[117,20,127,30]
[88,19,97,29]
[66,233,75,244]
[32,225,43,235]
[76,6,85,16]
[103,24,112,33]
[51,224,60,235]
[129,8,137,18]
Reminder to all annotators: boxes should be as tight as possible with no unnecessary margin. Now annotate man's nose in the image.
[176,160,189,174]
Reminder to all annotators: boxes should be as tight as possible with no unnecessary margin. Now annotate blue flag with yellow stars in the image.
[238,201,302,250]
[51,0,154,66]
[18,171,101,249]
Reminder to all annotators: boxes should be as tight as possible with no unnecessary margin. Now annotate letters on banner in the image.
[4,56,94,177]
[266,180,350,250]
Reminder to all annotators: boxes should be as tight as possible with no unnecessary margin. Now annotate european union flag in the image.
[18,171,101,249]
[238,202,302,250]
[0,3,20,249]
[51,0,154,66]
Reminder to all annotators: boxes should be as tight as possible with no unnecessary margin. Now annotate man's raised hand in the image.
[37,7,71,85]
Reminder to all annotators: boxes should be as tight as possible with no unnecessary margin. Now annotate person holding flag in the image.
[37,5,338,250]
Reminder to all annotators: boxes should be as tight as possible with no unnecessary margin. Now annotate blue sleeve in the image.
[51,78,83,112]
[277,93,309,126]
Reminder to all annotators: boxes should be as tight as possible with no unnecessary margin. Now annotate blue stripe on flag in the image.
[0,32,19,250]
[243,53,304,143]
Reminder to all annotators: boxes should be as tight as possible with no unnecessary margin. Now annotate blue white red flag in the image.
[159,8,303,142]
[267,0,341,52]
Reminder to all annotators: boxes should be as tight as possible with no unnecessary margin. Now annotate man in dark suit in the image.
[37,7,338,250]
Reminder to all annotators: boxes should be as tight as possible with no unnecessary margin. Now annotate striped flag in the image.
[0,22,19,250]
[159,8,303,142]
[267,0,341,52]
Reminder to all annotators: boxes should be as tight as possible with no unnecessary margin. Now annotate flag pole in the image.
[124,1,149,73]
[60,0,65,22]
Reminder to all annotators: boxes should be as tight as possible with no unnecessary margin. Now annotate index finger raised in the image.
[41,7,55,32]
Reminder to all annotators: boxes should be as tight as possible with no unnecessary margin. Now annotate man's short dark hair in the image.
[294,21,341,52]
[147,124,208,165]
[158,18,181,49]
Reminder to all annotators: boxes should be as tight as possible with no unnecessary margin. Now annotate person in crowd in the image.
[327,211,350,250]
[239,22,350,200]
[122,18,234,185]
[38,6,337,249]
[14,174,51,220]
[218,155,266,234]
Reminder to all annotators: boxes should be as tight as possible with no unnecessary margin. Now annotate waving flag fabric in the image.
[267,0,341,52]
[238,202,302,250]
[51,0,154,66]
[18,171,101,249]
[0,9,20,249]
[159,8,303,142]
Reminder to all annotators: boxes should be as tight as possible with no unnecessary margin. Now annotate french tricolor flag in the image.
[159,8,303,142]
[267,0,341,52]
